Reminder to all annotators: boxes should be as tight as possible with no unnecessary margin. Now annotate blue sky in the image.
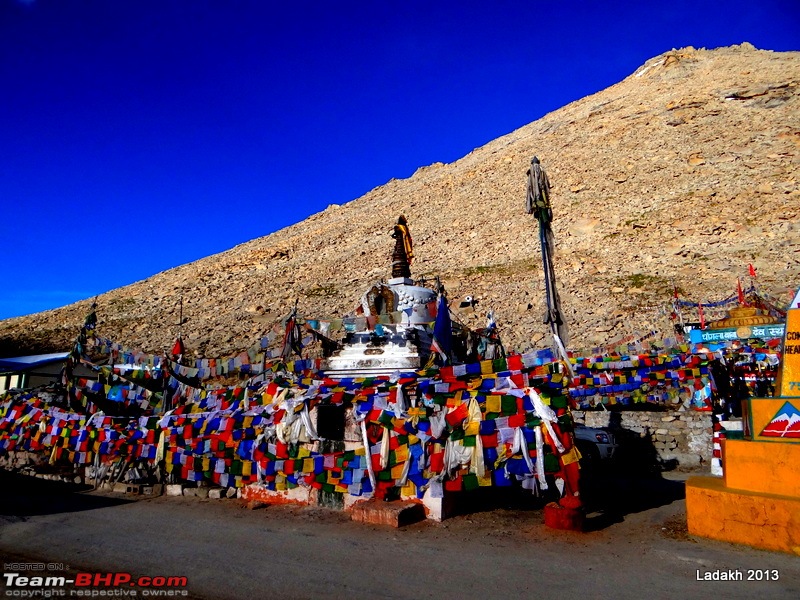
[1,0,798,320]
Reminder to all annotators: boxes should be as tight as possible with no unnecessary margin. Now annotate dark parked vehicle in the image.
[574,424,618,467]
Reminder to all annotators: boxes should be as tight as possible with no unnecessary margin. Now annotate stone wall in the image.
[572,410,713,468]
[0,450,47,472]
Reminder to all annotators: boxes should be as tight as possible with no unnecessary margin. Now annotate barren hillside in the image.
[2,44,799,358]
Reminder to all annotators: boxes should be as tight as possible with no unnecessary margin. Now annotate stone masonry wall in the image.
[572,410,713,468]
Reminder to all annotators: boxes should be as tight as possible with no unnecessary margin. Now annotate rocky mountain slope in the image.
[2,44,799,359]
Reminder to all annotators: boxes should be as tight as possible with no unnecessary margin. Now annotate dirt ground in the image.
[1,469,798,600]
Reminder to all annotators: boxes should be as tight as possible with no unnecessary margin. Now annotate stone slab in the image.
[165,484,184,497]
[240,484,312,506]
[349,499,426,527]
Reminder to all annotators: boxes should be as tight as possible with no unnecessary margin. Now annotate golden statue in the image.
[391,215,414,278]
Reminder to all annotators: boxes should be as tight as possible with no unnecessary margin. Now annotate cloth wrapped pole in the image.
[393,384,408,417]
[525,156,568,346]
[534,426,548,491]
[514,426,535,477]
[397,454,411,487]
[299,405,319,440]
[525,387,565,454]
[467,397,485,478]
[380,427,391,469]
[443,438,472,478]
[553,334,575,378]
[359,418,377,491]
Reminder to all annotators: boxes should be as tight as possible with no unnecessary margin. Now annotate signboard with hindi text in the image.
[689,323,785,344]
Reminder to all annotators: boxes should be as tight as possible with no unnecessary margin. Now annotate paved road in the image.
[1,472,798,600]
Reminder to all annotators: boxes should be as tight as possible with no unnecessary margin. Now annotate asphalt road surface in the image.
[1,471,798,600]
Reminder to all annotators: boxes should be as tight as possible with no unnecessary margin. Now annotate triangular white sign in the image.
[791,286,800,310]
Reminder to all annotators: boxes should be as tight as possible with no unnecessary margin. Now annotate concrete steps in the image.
[349,498,426,527]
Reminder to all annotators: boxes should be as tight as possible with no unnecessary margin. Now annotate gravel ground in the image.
[1,470,798,600]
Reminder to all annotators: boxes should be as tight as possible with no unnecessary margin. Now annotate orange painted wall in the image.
[724,439,800,497]
[686,476,800,555]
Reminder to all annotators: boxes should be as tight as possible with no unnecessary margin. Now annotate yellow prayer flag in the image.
[485,396,502,413]
[394,445,409,462]
[446,390,462,407]
[464,421,480,436]
[467,378,482,390]
[560,446,582,466]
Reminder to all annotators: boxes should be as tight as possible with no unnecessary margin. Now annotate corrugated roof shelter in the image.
[0,352,69,393]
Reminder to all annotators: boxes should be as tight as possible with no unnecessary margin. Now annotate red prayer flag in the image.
[507,355,523,371]
[171,337,185,357]
[445,402,469,427]
[480,434,498,448]
[445,474,463,492]
[429,451,444,473]
[507,413,526,428]
[748,263,757,278]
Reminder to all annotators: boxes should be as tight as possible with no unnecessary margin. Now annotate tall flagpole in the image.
[525,156,568,350]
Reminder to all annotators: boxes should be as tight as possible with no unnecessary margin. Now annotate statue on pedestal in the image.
[391,215,414,279]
